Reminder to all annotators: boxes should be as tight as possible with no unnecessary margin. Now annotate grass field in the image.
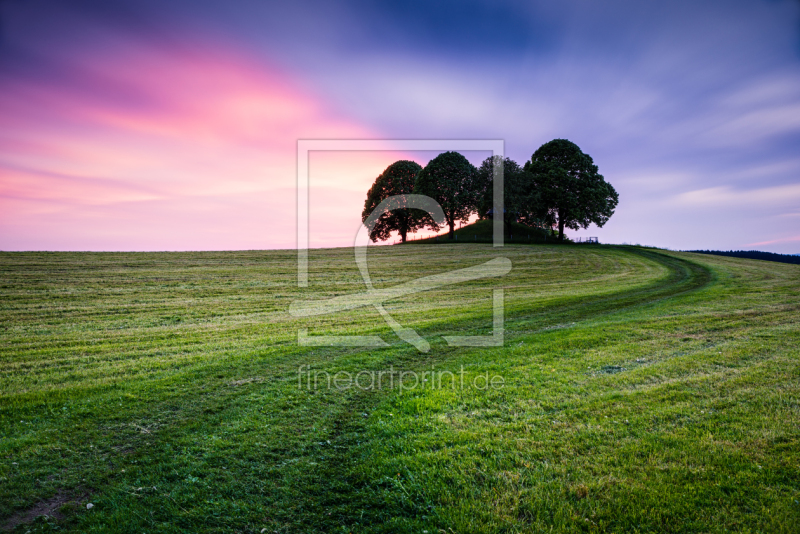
[1,244,799,533]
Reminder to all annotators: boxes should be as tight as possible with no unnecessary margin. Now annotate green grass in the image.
[1,245,798,532]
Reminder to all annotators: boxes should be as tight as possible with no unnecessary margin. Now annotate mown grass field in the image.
[1,244,798,533]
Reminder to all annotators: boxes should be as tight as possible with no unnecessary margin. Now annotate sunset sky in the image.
[1,0,799,252]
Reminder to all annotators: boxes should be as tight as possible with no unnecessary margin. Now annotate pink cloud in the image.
[0,39,397,250]
[744,235,800,247]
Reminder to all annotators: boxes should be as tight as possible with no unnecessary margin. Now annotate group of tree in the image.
[362,139,619,242]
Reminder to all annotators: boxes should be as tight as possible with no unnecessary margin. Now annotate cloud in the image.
[3,0,800,252]
[0,32,378,250]
[696,72,800,148]
[674,184,800,208]
[744,235,800,247]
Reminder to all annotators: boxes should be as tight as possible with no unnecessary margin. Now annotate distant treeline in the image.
[687,250,800,265]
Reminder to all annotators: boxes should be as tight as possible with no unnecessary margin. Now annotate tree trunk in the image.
[401,229,407,243]
[558,217,565,242]
[448,219,455,240]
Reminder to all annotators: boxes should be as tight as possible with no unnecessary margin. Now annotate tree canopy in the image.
[362,160,430,243]
[413,151,476,239]
[361,140,618,243]
[523,139,618,241]
[473,155,546,231]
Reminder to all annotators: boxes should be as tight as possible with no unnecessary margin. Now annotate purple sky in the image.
[1,0,799,252]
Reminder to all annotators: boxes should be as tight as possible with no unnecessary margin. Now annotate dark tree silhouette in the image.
[362,160,430,243]
[472,155,547,231]
[524,139,618,242]
[688,250,800,265]
[414,151,475,239]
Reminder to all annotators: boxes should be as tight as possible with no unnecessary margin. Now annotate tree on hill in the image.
[473,155,547,231]
[524,139,618,242]
[414,151,476,239]
[362,160,432,243]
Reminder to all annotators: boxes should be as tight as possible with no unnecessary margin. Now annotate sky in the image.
[1,0,799,252]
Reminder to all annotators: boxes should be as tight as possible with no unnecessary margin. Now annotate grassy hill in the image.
[1,245,798,532]
[406,219,556,243]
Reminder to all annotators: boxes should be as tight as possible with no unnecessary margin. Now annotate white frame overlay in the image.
[294,139,507,351]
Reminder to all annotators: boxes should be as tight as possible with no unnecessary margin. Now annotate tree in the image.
[523,139,618,242]
[472,155,547,231]
[362,160,431,243]
[414,151,476,239]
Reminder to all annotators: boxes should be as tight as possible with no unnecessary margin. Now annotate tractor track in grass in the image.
[407,246,713,343]
[504,247,713,332]
[0,247,716,532]
[277,248,715,532]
